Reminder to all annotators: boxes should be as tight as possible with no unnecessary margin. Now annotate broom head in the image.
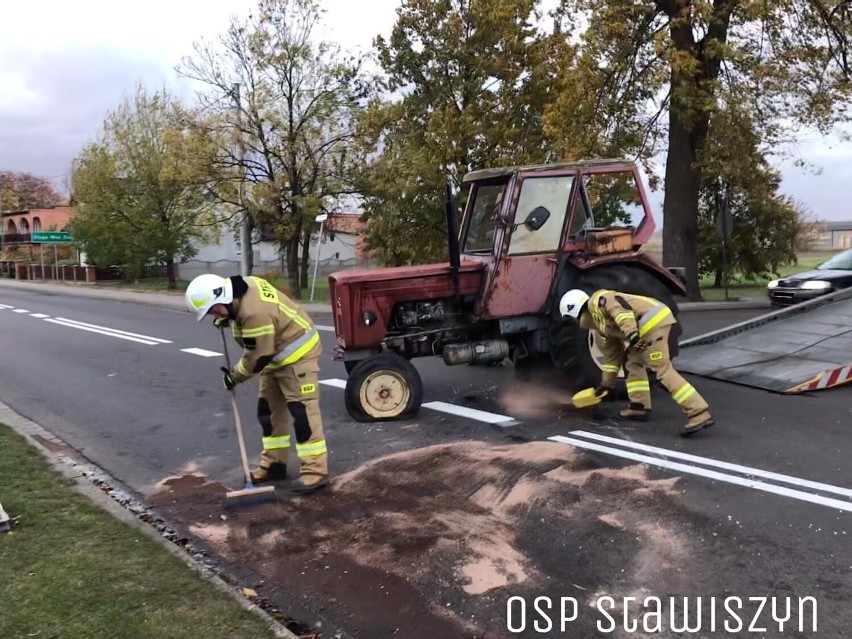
[224,484,278,509]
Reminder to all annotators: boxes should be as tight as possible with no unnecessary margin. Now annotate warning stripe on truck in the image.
[788,365,852,393]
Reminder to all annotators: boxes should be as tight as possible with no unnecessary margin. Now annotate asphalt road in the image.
[2,285,852,637]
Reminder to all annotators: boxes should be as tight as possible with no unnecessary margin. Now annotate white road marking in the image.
[319,379,520,425]
[181,348,222,358]
[0,304,13,309]
[12,309,29,313]
[30,313,50,319]
[53,317,172,344]
[549,435,852,513]
[568,430,852,499]
[422,401,519,426]
[44,319,161,345]
[316,324,334,332]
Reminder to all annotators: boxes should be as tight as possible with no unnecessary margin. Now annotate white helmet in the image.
[559,289,590,320]
[185,273,233,321]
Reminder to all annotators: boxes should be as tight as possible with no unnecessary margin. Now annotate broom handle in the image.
[220,327,253,485]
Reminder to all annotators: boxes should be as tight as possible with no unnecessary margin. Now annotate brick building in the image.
[2,205,73,243]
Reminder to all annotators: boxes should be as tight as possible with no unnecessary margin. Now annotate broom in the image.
[219,327,277,509]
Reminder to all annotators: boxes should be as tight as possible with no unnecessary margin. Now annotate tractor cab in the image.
[456,159,658,318]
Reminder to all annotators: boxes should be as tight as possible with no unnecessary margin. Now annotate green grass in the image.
[698,252,836,300]
[0,425,278,639]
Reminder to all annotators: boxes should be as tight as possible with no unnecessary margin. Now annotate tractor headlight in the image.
[801,280,832,290]
[363,310,377,326]
[767,280,779,289]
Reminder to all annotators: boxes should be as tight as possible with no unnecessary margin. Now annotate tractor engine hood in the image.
[328,260,486,350]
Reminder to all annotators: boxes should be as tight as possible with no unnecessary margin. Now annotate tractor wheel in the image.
[550,264,682,395]
[344,360,359,375]
[344,353,423,422]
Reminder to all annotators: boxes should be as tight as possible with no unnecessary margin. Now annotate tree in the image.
[696,106,800,284]
[547,0,852,299]
[70,84,220,288]
[177,0,369,298]
[359,0,567,266]
[0,172,62,211]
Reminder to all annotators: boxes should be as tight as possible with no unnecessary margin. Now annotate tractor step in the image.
[676,287,852,393]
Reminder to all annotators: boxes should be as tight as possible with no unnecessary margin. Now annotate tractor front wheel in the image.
[344,353,423,422]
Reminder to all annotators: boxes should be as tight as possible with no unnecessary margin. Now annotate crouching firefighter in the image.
[185,273,329,493]
[559,288,715,437]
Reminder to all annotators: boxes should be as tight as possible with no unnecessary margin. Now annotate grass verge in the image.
[0,424,278,639]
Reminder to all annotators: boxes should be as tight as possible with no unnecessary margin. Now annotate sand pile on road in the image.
[150,439,697,637]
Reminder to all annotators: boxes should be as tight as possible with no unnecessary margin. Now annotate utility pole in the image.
[233,82,252,276]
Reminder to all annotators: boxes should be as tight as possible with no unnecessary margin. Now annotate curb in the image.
[0,398,300,639]
[678,299,770,311]
[0,278,333,315]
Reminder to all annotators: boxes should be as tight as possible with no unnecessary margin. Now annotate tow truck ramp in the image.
[675,287,852,394]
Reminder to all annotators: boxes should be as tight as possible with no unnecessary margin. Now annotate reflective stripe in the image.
[602,364,621,373]
[263,435,291,450]
[269,328,320,367]
[241,324,275,338]
[614,312,634,325]
[278,302,312,332]
[627,381,650,390]
[296,439,327,457]
[638,303,672,336]
[673,384,696,405]
[235,358,251,378]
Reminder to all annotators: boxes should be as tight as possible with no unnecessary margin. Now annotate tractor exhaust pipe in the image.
[442,340,509,366]
[445,182,461,303]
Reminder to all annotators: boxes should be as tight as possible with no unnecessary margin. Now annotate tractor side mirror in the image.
[523,206,550,231]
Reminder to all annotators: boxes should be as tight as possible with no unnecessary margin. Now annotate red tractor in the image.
[328,159,687,422]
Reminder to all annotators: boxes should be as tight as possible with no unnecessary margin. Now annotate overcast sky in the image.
[2,0,851,221]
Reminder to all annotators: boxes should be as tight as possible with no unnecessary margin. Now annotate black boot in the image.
[250,462,288,483]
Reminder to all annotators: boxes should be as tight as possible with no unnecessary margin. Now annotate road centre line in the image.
[422,401,519,426]
[319,378,519,425]
[30,313,50,319]
[12,309,29,313]
[0,304,13,309]
[549,435,852,513]
[44,319,162,346]
[568,430,852,499]
[53,317,173,344]
[181,348,222,358]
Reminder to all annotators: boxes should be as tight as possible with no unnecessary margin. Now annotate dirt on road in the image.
[145,436,840,639]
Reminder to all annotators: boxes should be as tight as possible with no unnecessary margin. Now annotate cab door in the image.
[479,172,578,318]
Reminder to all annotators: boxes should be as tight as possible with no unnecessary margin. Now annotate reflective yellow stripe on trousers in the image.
[672,383,696,405]
[296,439,327,458]
[263,435,291,450]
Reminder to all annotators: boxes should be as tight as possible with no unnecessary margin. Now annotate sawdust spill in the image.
[498,383,573,419]
[149,439,698,638]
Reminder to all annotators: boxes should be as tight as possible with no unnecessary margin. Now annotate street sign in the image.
[31,231,72,243]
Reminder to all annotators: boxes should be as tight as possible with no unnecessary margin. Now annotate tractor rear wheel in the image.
[550,265,682,395]
[344,353,423,422]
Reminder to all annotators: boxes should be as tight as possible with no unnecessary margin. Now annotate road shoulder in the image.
[0,398,299,639]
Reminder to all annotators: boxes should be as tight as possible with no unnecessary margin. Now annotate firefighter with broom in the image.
[185,273,330,497]
[559,288,715,437]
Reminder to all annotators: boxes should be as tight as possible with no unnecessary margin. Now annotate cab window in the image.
[508,175,573,254]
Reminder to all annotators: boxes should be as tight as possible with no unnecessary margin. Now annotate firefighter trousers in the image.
[256,347,328,479]
[623,325,710,418]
